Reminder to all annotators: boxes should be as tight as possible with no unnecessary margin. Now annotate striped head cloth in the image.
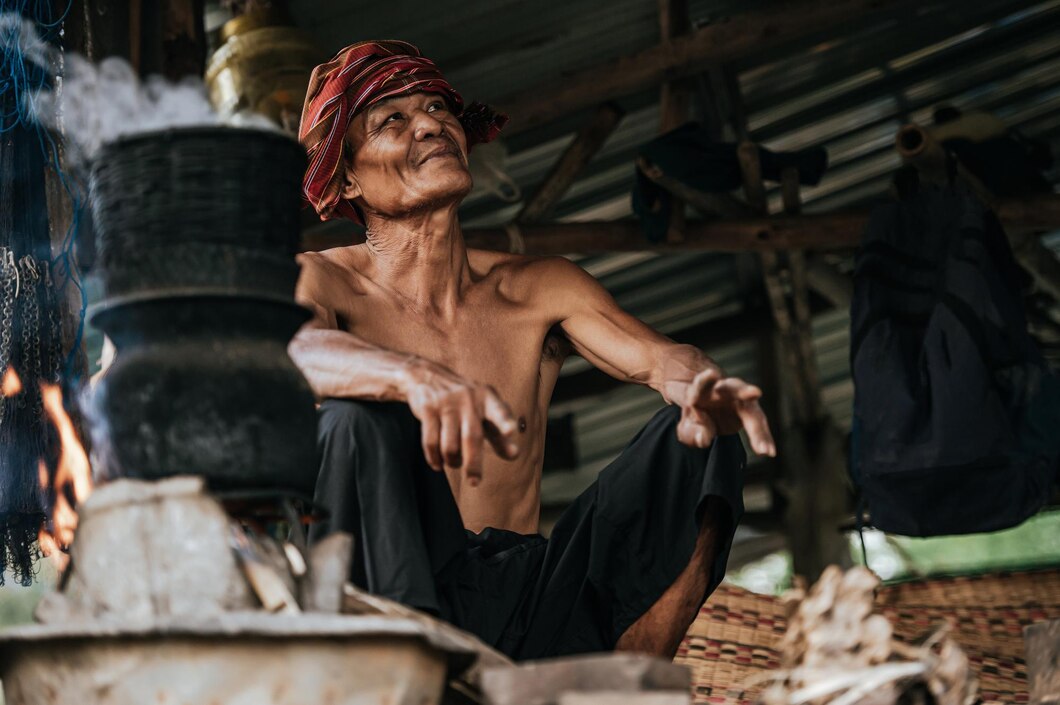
[298,40,508,224]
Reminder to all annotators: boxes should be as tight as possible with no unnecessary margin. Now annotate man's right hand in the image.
[401,359,521,486]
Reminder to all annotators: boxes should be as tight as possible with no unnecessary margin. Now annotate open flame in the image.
[1,367,22,396]
[37,381,93,572]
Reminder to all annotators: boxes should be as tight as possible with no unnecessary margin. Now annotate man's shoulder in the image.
[467,250,585,300]
[467,249,580,280]
[297,245,367,277]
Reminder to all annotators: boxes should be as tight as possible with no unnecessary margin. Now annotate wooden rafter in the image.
[515,104,624,225]
[495,0,920,135]
[299,194,1060,255]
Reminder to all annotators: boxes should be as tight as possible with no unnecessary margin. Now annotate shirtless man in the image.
[292,41,776,660]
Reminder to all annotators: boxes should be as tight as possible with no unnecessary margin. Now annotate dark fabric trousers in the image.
[310,399,745,660]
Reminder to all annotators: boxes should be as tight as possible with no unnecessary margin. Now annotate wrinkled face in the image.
[341,91,472,219]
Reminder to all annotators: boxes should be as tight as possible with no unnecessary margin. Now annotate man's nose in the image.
[411,109,445,141]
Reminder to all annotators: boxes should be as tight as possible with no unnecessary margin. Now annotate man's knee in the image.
[318,399,412,441]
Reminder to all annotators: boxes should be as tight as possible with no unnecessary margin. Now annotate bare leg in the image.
[614,497,725,658]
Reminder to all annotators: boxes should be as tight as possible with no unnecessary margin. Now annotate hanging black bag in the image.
[850,181,1060,536]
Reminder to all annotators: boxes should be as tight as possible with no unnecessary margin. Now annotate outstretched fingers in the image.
[737,400,777,457]
[713,377,776,456]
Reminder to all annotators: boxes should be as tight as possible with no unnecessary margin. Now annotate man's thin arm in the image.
[289,252,420,401]
[289,327,420,402]
[546,256,775,454]
[544,257,715,403]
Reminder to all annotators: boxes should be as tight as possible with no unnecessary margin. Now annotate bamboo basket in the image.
[674,568,1060,705]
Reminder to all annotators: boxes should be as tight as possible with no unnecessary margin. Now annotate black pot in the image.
[89,127,306,304]
[88,297,318,495]
[87,126,318,496]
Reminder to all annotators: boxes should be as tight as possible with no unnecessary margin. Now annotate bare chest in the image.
[334,292,566,408]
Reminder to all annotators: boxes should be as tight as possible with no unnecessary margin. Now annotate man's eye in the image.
[385,112,403,123]
[428,102,446,112]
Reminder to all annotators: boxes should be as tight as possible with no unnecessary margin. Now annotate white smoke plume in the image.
[3,12,279,167]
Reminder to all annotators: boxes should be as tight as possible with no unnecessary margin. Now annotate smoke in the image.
[3,12,279,168]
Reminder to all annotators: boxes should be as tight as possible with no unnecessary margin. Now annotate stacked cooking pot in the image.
[87,127,318,497]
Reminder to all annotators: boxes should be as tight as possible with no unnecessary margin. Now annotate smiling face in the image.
[340,91,472,221]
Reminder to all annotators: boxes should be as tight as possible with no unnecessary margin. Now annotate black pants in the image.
[310,399,745,660]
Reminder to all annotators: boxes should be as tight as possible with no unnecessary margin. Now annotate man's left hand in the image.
[677,367,777,457]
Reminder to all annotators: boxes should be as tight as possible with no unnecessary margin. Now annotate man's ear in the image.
[340,166,362,202]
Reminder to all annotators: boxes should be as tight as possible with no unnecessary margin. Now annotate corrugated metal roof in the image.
[277,0,1060,506]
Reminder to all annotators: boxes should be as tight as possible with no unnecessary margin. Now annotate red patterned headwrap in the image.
[298,40,508,224]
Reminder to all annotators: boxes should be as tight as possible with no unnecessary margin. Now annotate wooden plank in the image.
[805,255,853,308]
[516,103,624,225]
[495,0,920,135]
[301,196,1060,254]
[635,157,758,219]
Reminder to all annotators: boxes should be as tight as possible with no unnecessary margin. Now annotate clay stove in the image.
[0,127,476,705]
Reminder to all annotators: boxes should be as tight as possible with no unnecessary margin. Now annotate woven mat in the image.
[674,568,1060,705]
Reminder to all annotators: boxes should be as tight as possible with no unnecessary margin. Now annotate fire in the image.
[38,382,93,568]
[37,526,69,574]
[1,367,22,396]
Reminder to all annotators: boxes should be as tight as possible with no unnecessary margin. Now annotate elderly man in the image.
[292,41,776,661]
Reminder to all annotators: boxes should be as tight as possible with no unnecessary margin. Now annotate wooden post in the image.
[139,0,207,80]
[658,0,692,244]
[782,167,823,423]
[725,68,850,581]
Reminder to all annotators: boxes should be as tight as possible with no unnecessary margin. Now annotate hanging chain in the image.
[20,257,44,418]
[0,250,62,428]
[43,267,63,385]
[0,248,17,430]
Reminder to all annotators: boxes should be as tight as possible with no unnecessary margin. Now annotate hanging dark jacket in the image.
[850,182,1060,536]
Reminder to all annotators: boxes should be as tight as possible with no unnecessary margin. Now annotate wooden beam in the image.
[300,195,1060,254]
[805,255,853,308]
[471,214,868,254]
[515,103,624,225]
[635,156,758,219]
[495,0,919,135]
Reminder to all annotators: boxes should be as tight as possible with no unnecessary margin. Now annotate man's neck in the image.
[362,206,471,318]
